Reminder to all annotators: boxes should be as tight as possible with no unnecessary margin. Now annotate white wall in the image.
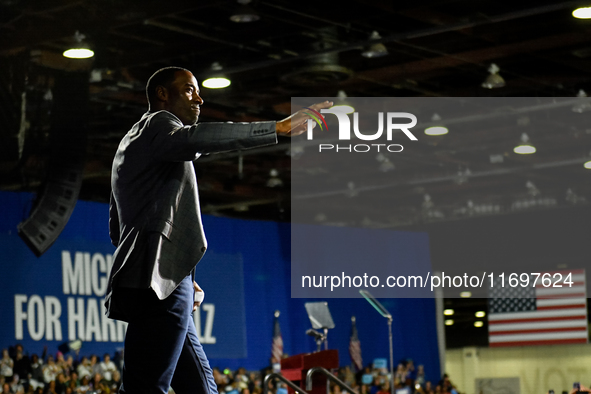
[445,344,591,394]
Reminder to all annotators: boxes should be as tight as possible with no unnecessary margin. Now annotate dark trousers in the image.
[118,276,217,394]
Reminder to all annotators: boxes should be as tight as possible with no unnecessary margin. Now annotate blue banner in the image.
[0,192,248,359]
[0,191,440,383]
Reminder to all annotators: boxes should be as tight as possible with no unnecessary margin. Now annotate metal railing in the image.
[263,373,309,394]
[305,367,356,393]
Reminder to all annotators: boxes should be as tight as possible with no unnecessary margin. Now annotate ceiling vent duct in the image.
[283,28,353,86]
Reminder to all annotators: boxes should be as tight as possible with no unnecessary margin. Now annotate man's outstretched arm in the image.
[147,100,334,161]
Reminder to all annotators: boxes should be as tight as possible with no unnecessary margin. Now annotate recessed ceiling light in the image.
[203,77,231,89]
[474,321,484,327]
[425,126,448,136]
[443,309,454,316]
[361,31,389,58]
[514,145,536,154]
[573,7,591,19]
[331,105,355,114]
[63,48,94,59]
[572,90,591,113]
[514,133,536,154]
[445,319,454,326]
[332,90,355,113]
[230,0,260,22]
[460,291,472,298]
[475,311,486,318]
[425,113,448,135]
[482,63,505,89]
[584,161,591,169]
[63,31,94,59]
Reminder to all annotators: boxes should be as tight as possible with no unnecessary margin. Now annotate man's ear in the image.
[155,85,168,102]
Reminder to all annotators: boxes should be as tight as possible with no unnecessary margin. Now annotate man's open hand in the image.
[276,101,333,137]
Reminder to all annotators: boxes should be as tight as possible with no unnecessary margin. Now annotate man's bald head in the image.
[145,67,203,125]
[146,66,190,108]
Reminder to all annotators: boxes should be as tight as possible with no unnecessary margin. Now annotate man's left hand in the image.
[193,281,204,311]
[276,101,333,137]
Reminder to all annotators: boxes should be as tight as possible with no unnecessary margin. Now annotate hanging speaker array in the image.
[18,70,88,257]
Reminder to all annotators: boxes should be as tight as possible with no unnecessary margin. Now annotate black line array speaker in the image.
[18,71,88,257]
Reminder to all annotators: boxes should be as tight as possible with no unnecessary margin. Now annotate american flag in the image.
[271,312,283,364]
[349,316,363,371]
[488,269,588,347]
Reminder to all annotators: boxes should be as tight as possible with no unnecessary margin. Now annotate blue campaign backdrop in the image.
[0,191,440,382]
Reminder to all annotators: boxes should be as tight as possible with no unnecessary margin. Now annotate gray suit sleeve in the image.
[147,111,277,161]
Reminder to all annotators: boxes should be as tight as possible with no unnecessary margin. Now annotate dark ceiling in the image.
[1,0,591,226]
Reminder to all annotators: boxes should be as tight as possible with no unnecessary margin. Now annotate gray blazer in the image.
[105,110,277,321]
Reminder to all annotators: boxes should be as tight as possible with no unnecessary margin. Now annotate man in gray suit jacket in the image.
[105,66,331,394]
